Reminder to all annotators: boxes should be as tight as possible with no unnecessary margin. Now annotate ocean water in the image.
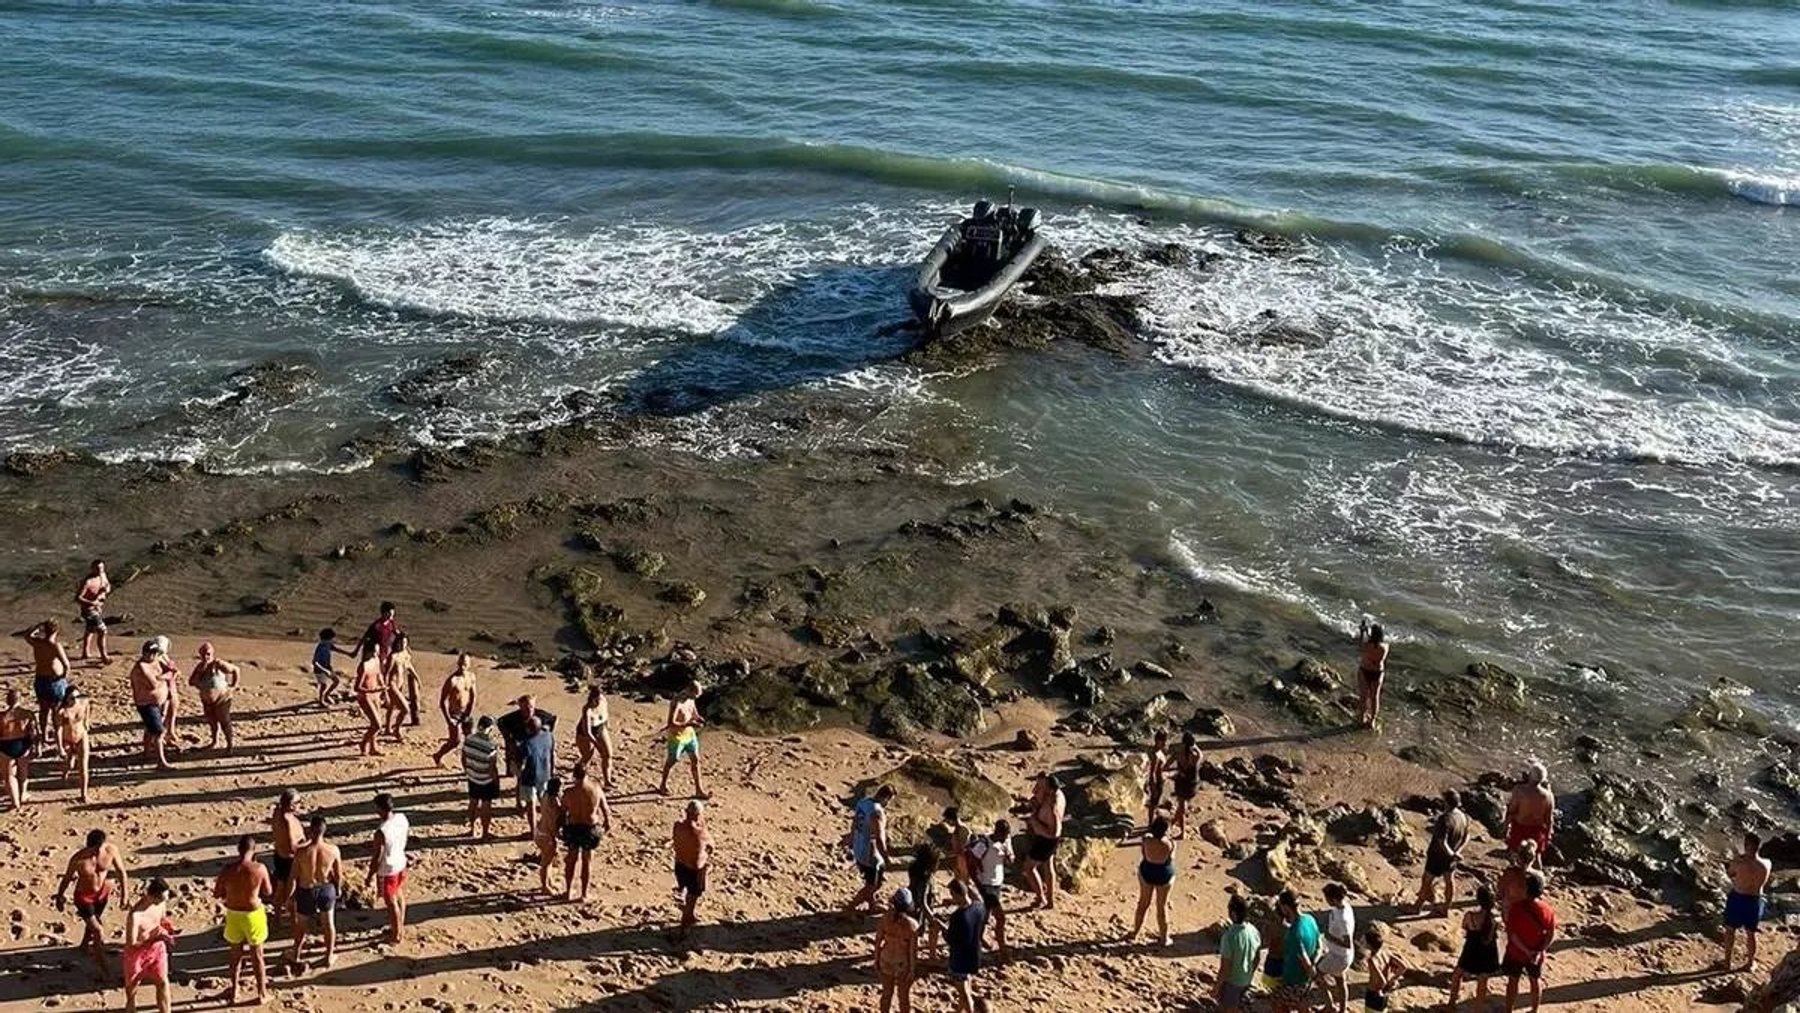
[3,0,1798,724]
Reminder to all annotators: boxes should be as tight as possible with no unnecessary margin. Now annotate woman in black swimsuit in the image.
[1448,882,1501,1009]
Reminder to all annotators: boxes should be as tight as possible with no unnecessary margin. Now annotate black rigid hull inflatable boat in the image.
[909,199,1047,338]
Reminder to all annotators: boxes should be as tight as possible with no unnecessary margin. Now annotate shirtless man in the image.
[575,684,616,790]
[1505,763,1555,866]
[657,681,708,800]
[1356,617,1390,729]
[381,632,417,740]
[534,776,564,897]
[54,828,130,975]
[560,763,613,903]
[122,878,177,1013]
[75,560,111,663]
[214,834,273,1006]
[430,652,478,767]
[288,815,342,972]
[1724,832,1774,972]
[0,687,35,809]
[673,799,712,936]
[154,638,182,751]
[15,620,70,755]
[128,640,170,769]
[352,639,385,758]
[1020,773,1067,911]
[1144,729,1170,825]
[270,789,304,923]
[874,888,921,1013]
[57,687,93,802]
[1171,731,1203,834]
[188,642,241,753]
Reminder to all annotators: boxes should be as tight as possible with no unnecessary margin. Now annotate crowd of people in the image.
[0,561,1782,1012]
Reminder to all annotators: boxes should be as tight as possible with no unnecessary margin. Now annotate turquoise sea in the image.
[3,0,1799,727]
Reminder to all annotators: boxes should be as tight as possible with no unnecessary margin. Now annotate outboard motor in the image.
[961,199,1003,268]
[971,199,995,221]
[1018,207,1041,235]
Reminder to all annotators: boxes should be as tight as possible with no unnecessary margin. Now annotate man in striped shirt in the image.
[460,716,501,840]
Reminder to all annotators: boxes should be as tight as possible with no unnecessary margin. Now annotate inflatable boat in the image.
[909,199,1048,338]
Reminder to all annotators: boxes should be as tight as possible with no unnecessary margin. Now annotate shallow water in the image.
[2,0,1797,727]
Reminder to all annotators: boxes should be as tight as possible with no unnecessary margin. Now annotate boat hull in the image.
[909,227,1048,339]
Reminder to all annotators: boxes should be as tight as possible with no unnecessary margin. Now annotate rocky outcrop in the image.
[1405,661,1528,719]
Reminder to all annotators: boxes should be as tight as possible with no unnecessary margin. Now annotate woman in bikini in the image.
[352,639,385,758]
[381,633,418,742]
[575,685,615,790]
[1356,618,1390,729]
[188,642,241,753]
[1123,815,1180,947]
[874,888,920,1013]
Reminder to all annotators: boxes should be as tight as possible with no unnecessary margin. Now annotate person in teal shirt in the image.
[1215,893,1263,1012]
[1275,889,1320,1012]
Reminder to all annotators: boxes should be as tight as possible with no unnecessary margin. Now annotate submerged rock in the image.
[1405,661,1528,718]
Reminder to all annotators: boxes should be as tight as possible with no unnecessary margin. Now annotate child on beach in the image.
[310,629,353,709]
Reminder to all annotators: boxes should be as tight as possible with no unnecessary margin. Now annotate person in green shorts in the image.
[1216,893,1263,1012]
[657,681,709,800]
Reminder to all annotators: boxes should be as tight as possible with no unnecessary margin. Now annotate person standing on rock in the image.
[845,785,895,914]
[657,681,708,800]
[129,640,171,769]
[461,716,502,839]
[74,559,111,664]
[1272,888,1320,1013]
[1723,831,1773,972]
[122,878,177,1013]
[54,827,131,976]
[1502,870,1555,1013]
[1355,618,1389,729]
[1122,814,1179,946]
[874,887,920,1013]
[352,638,385,758]
[575,683,616,791]
[0,686,36,809]
[213,834,273,1007]
[1505,763,1555,865]
[188,642,240,753]
[944,878,988,1013]
[431,652,478,767]
[673,799,712,937]
[15,620,70,756]
[288,815,342,972]
[1416,789,1471,917]
[270,789,304,924]
[1171,731,1202,834]
[1215,893,1261,1013]
[1315,882,1356,1013]
[559,763,612,903]
[967,818,1013,958]
[1448,882,1501,1010]
[1020,772,1066,911]
[367,793,410,944]
[1144,729,1169,826]
[57,686,92,802]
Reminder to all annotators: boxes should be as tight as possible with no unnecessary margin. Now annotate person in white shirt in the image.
[1316,882,1356,1013]
[966,817,1015,958]
[366,793,410,944]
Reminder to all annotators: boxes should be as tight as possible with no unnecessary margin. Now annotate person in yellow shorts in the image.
[656,681,710,800]
[213,834,273,1006]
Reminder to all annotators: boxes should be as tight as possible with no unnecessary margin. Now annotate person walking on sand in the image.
[129,641,171,769]
[534,775,564,898]
[1448,882,1502,1010]
[122,878,176,1013]
[1502,870,1556,1013]
[213,834,273,1007]
[1144,728,1169,825]
[1361,923,1410,1012]
[75,560,111,664]
[1505,762,1555,865]
[1122,814,1180,946]
[381,632,418,740]
[367,793,410,944]
[1724,831,1774,972]
[575,683,615,790]
[353,639,385,758]
[54,828,130,976]
[559,763,612,903]
[188,642,241,753]
[461,716,502,839]
[844,784,895,914]
[270,789,304,924]
[1356,617,1389,729]
[1316,882,1356,1013]
[944,878,988,1013]
[431,653,478,767]
[517,715,556,834]
[1020,772,1066,911]
[310,628,352,709]
[57,686,92,802]
[967,818,1013,957]
[1171,731,1202,834]
[15,620,70,756]
[657,680,708,799]
[1215,893,1262,1013]
[874,887,920,1013]
[1416,789,1471,916]
[673,799,712,937]
[288,815,342,972]
[363,601,400,664]
[0,687,36,809]
[1273,888,1320,1013]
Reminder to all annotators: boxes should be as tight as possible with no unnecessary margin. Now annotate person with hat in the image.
[187,642,241,753]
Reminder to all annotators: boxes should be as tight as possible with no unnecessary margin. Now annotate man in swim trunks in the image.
[122,877,176,1013]
[1144,729,1169,826]
[461,716,502,839]
[844,785,895,914]
[559,763,613,903]
[74,559,111,664]
[1020,772,1066,911]
[269,789,304,924]
[1724,831,1773,972]
[657,680,708,800]
[288,815,342,972]
[367,792,410,944]
[1502,870,1556,1013]
[1171,731,1202,834]
[213,834,273,1006]
[430,651,478,767]
[1505,762,1555,866]
[57,686,92,802]
[188,641,241,753]
[673,799,712,936]
[128,640,171,769]
[1356,617,1389,729]
[1416,789,1471,916]
[55,827,131,976]
[0,686,36,810]
[15,619,70,756]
